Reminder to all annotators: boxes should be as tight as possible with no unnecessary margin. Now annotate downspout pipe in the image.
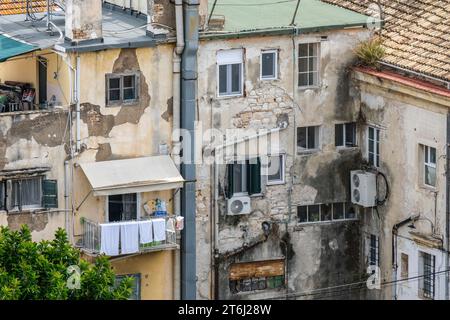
[64,160,71,242]
[180,0,199,300]
[173,0,185,301]
[75,56,81,152]
[446,112,450,300]
[392,214,420,299]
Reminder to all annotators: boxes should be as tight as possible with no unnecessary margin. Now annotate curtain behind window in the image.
[122,193,137,221]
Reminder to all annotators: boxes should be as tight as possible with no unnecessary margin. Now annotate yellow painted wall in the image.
[0,50,71,107]
[111,250,175,300]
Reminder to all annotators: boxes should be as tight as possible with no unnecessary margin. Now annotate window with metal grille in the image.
[369,234,379,267]
[229,260,285,294]
[419,252,435,299]
[298,43,319,87]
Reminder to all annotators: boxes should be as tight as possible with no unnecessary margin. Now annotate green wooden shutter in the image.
[226,163,234,198]
[42,179,58,208]
[248,158,261,195]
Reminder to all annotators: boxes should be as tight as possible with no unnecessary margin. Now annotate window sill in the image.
[296,218,359,226]
[297,149,320,155]
[217,93,244,100]
[336,146,359,151]
[260,77,278,81]
[106,101,140,107]
[267,181,286,186]
[419,184,437,192]
[6,207,46,215]
[297,85,320,91]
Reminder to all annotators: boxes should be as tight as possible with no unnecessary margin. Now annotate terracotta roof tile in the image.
[0,0,48,16]
[321,0,450,81]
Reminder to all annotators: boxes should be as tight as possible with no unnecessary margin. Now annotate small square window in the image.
[261,50,277,80]
[106,73,139,106]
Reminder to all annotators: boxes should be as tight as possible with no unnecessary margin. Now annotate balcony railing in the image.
[81,216,178,256]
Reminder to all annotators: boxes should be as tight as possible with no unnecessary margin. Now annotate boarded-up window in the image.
[229,259,285,294]
[401,253,409,279]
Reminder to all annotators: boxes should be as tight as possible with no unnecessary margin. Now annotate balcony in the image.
[81,216,178,257]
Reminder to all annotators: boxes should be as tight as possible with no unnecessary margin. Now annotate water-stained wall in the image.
[196,29,370,300]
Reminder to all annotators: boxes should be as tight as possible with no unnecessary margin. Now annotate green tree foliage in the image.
[0,226,133,300]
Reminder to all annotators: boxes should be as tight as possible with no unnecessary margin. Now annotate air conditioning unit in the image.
[227,196,251,215]
[350,170,377,208]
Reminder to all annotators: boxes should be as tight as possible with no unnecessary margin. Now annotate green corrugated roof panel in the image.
[208,0,370,33]
[0,34,37,62]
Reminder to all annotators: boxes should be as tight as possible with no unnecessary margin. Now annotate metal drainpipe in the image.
[173,0,185,301]
[64,160,71,242]
[180,0,199,300]
[75,56,81,152]
[446,112,450,300]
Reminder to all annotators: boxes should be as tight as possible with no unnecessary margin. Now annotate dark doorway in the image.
[108,193,137,222]
[38,57,47,106]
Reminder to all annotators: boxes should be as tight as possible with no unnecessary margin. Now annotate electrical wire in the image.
[264,268,450,300]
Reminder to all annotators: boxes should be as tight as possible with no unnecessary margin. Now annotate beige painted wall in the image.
[111,250,175,300]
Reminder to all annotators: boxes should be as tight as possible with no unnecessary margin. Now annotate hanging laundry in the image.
[139,220,153,244]
[153,218,166,242]
[100,223,120,256]
[120,221,139,254]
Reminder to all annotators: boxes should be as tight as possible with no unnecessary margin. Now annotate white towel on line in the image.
[139,220,153,244]
[152,218,166,242]
[120,221,139,254]
[100,223,120,256]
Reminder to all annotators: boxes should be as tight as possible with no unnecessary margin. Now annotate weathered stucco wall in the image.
[196,29,370,300]
[353,70,450,300]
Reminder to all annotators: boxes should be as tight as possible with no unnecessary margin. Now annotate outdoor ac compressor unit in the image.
[350,170,377,208]
[227,196,251,215]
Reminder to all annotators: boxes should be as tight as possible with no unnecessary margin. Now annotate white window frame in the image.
[105,193,141,223]
[217,49,244,98]
[266,154,285,186]
[423,145,437,188]
[232,161,249,196]
[297,125,321,154]
[297,202,358,224]
[367,126,380,167]
[298,42,320,88]
[336,122,357,148]
[260,49,278,81]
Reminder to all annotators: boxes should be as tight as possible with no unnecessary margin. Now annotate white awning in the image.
[79,156,184,196]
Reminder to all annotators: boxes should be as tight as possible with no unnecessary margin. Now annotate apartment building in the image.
[323,0,450,300]
[0,0,204,300]
[195,0,375,300]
